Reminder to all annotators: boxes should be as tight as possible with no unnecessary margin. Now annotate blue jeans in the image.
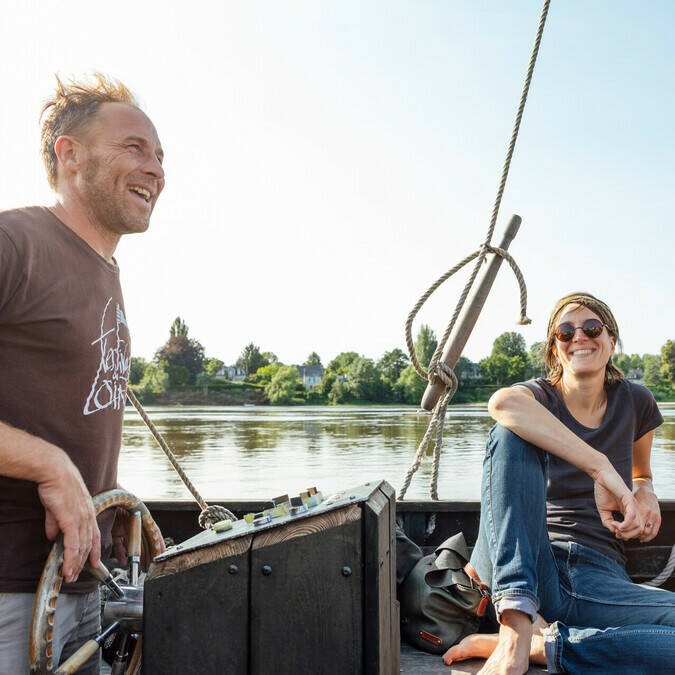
[470,424,675,674]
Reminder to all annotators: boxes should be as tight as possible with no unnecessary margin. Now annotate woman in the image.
[443,292,674,674]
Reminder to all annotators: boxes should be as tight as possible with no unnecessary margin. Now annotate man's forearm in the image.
[0,419,70,482]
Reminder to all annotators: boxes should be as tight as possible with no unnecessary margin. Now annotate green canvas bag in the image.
[398,531,490,655]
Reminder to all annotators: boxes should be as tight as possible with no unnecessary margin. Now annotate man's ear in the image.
[53,136,84,178]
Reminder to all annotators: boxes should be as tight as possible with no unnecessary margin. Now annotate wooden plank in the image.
[400,642,547,674]
[143,547,249,675]
[250,518,363,675]
[252,504,361,549]
[364,487,394,674]
[146,535,251,581]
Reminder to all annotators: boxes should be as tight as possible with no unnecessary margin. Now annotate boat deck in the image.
[400,642,547,674]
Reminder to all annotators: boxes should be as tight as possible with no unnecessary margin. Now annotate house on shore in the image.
[215,365,247,382]
[296,365,324,390]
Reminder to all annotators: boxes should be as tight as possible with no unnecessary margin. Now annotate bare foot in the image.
[442,613,550,670]
[477,610,532,675]
[443,634,499,665]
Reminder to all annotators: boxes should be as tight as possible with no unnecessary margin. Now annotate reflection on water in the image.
[119,404,675,501]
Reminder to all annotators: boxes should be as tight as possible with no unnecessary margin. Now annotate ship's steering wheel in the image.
[29,488,164,675]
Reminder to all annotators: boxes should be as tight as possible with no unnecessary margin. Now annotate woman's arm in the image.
[488,386,643,540]
[632,430,660,542]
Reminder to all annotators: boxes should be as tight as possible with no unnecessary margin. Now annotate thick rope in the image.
[126,388,236,528]
[643,544,675,587]
[398,0,550,502]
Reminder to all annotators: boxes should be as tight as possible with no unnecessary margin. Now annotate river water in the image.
[118,403,675,502]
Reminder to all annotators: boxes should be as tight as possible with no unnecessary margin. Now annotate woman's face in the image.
[552,304,615,380]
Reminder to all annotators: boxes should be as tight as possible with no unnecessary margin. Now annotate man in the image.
[0,73,165,673]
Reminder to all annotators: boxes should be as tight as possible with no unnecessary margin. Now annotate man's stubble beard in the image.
[81,154,151,237]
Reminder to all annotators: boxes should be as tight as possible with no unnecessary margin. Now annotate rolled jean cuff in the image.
[542,623,564,674]
[493,592,538,624]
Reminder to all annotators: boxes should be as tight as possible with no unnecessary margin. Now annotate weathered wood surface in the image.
[146,533,252,580]
[251,503,361,549]
[144,546,250,674]
[251,517,364,674]
[400,642,548,674]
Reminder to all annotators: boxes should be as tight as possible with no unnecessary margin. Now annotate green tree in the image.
[643,354,662,387]
[628,353,644,371]
[237,343,269,376]
[303,352,322,367]
[317,371,337,398]
[262,351,278,364]
[395,365,426,404]
[203,358,224,377]
[661,340,675,383]
[479,353,510,385]
[129,356,148,385]
[378,349,409,387]
[528,341,546,378]
[415,324,438,368]
[454,356,475,385]
[136,361,170,394]
[614,353,631,375]
[169,316,189,337]
[155,320,205,384]
[328,378,348,404]
[164,363,192,386]
[480,332,528,385]
[265,365,301,404]
[347,357,380,401]
[326,352,359,375]
[492,332,527,359]
[249,363,282,386]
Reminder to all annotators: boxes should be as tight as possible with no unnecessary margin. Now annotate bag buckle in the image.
[467,576,491,617]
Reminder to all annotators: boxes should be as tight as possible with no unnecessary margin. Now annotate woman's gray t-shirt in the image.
[516,378,663,563]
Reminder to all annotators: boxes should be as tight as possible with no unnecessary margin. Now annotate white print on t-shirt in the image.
[83,297,131,416]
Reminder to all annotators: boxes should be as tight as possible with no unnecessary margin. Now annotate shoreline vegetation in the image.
[129,318,675,407]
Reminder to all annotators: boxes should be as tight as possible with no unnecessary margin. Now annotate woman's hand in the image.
[634,484,661,542]
[593,466,644,540]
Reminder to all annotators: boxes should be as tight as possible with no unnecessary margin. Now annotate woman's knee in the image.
[488,424,546,466]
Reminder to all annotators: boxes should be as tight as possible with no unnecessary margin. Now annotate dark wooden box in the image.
[143,481,400,675]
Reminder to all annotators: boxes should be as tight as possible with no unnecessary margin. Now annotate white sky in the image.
[1,1,673,366]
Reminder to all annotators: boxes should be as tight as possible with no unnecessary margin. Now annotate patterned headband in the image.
[547,294,619,338]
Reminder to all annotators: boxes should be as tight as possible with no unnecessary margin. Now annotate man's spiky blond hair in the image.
[40,73,139,189]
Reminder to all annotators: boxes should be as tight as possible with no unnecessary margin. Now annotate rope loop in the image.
[199,504,237,530]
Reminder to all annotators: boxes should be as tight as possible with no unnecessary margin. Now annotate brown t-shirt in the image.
[0,206,130,592]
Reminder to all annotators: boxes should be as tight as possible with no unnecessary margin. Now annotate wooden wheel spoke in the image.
[54,622,119,675]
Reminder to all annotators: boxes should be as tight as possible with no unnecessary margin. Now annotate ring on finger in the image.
[645,522,653,528]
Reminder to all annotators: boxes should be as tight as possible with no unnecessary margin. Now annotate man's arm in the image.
[488,386,643,540]
[0,420,100,582]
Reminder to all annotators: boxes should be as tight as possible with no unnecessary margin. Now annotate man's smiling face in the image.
[76,102,165,236]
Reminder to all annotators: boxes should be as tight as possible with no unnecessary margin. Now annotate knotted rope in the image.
[398,0,551,501]
[126,388,236,528]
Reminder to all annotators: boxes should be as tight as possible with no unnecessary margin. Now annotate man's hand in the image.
[37,453,100,583]
[593,465,644,540]
[634,483,661,542]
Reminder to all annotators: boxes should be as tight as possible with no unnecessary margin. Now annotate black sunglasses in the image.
[555,318,608,342]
